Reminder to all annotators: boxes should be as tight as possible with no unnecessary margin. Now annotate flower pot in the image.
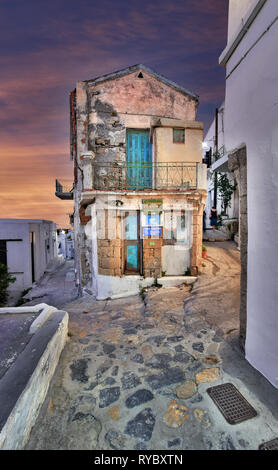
[202,251,207,259]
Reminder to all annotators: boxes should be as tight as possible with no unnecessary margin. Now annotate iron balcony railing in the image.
[93,162,197,191]
[55,179,74,200]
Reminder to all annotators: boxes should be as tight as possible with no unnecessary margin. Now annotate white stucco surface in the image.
[223,0,278,387]
[227,0,259,42]
[0,219,58,300]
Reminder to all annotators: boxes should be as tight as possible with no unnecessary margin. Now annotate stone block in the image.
[143,239,161,249]
[176,381,197,399]
[98,246,114,258]
[163,400,189,428]
[110,239,122,247]
[113,246,121,259]
[98,240,110,247]
[154,248,161,258]
[145,248,154,258]
[195,368,220,383]
[98,267,114,276]
[101,258,120,270]
[114,268,122,277]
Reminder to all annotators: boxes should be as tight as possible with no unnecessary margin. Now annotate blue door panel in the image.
[126,245,138,270]
[126,130,152,189]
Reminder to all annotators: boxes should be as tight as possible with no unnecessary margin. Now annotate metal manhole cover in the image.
[207,383,257,425]
[259,438,278,450]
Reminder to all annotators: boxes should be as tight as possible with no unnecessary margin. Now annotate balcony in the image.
[55,179,74,200]
[211,146,229,172]
[92,162,200,192]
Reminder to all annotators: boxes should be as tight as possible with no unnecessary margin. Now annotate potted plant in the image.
[202,244,207,259]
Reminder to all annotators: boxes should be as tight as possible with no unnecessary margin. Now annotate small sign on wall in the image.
[143,226,161,237]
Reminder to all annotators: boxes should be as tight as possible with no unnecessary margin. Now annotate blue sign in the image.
[146,214,161,226]
[143,226,161,237]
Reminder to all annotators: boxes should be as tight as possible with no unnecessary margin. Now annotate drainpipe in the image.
[213,108,218,208]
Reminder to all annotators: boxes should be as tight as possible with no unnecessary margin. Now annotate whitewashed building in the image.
[219,0,278,387]
[57,229,74,260]
[0,219,58,301]
[203,102,239,236]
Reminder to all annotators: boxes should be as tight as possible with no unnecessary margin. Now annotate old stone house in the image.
[57,65,207,299]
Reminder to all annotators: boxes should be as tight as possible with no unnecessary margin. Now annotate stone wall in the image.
[98,239,122,277]
[143,238,162,278]
[72,67,205,292]
[191,199,205,276]
[228,145,247,350]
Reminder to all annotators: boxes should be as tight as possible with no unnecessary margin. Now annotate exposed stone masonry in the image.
[98,239,122,276]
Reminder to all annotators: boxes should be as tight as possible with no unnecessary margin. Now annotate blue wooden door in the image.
[124,211,140,272]
[126,130,152,190]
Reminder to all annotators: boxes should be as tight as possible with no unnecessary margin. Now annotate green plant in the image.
[15,287,32,307]
[139,286,147,301]
[217,213,223,227]
[0,264,16,306]
[184,268,191,276]
[161,271,166,277]
[202,244,207,252]
[217,173,236,215]
[153,278,162,288]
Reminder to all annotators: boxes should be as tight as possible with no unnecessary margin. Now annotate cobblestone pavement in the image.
[26,242,278,450]
[23,260,78,309]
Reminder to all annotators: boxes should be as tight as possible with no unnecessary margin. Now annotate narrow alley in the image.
[25,241,278,450]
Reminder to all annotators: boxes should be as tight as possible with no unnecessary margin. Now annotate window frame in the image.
[173,128,185,144]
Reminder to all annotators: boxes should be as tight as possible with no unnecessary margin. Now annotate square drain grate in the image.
[207,382,257,425]
[259,438,278,450]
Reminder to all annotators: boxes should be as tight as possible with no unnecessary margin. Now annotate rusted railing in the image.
[92,162,197,191]
[55,179,74,200]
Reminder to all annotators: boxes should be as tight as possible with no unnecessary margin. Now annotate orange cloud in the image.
[0,0,228,227]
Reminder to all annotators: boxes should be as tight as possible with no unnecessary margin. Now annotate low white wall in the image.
[95,275,155,300]
[0,309,68,449]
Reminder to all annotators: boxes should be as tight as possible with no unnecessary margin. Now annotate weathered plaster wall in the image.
[88,70,197,121]
[85,191,205,298]
[72,67,204,293]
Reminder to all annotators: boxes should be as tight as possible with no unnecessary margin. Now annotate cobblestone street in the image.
[26,242,278,450]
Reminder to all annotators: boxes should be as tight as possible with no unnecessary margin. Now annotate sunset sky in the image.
[0,0,228,228]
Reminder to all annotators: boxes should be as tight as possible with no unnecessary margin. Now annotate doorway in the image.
[124,211,141,274]
[126,129,152,190]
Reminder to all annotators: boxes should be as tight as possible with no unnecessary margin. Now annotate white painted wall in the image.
[222,0,278,387]
[227,0,259,42]
[0,219,58,300]
[57,229,74,259]
[203,103,237,225]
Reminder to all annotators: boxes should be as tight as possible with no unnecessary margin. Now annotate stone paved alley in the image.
[26,242,278,450]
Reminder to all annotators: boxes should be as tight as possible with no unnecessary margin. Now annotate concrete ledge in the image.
[0,303,50,315]
[0,303,58,335]
[157,276,197,288]
[29,305,57,334]
[0,309,68,449]
[96,275,155,300]
[95,275,197,299]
